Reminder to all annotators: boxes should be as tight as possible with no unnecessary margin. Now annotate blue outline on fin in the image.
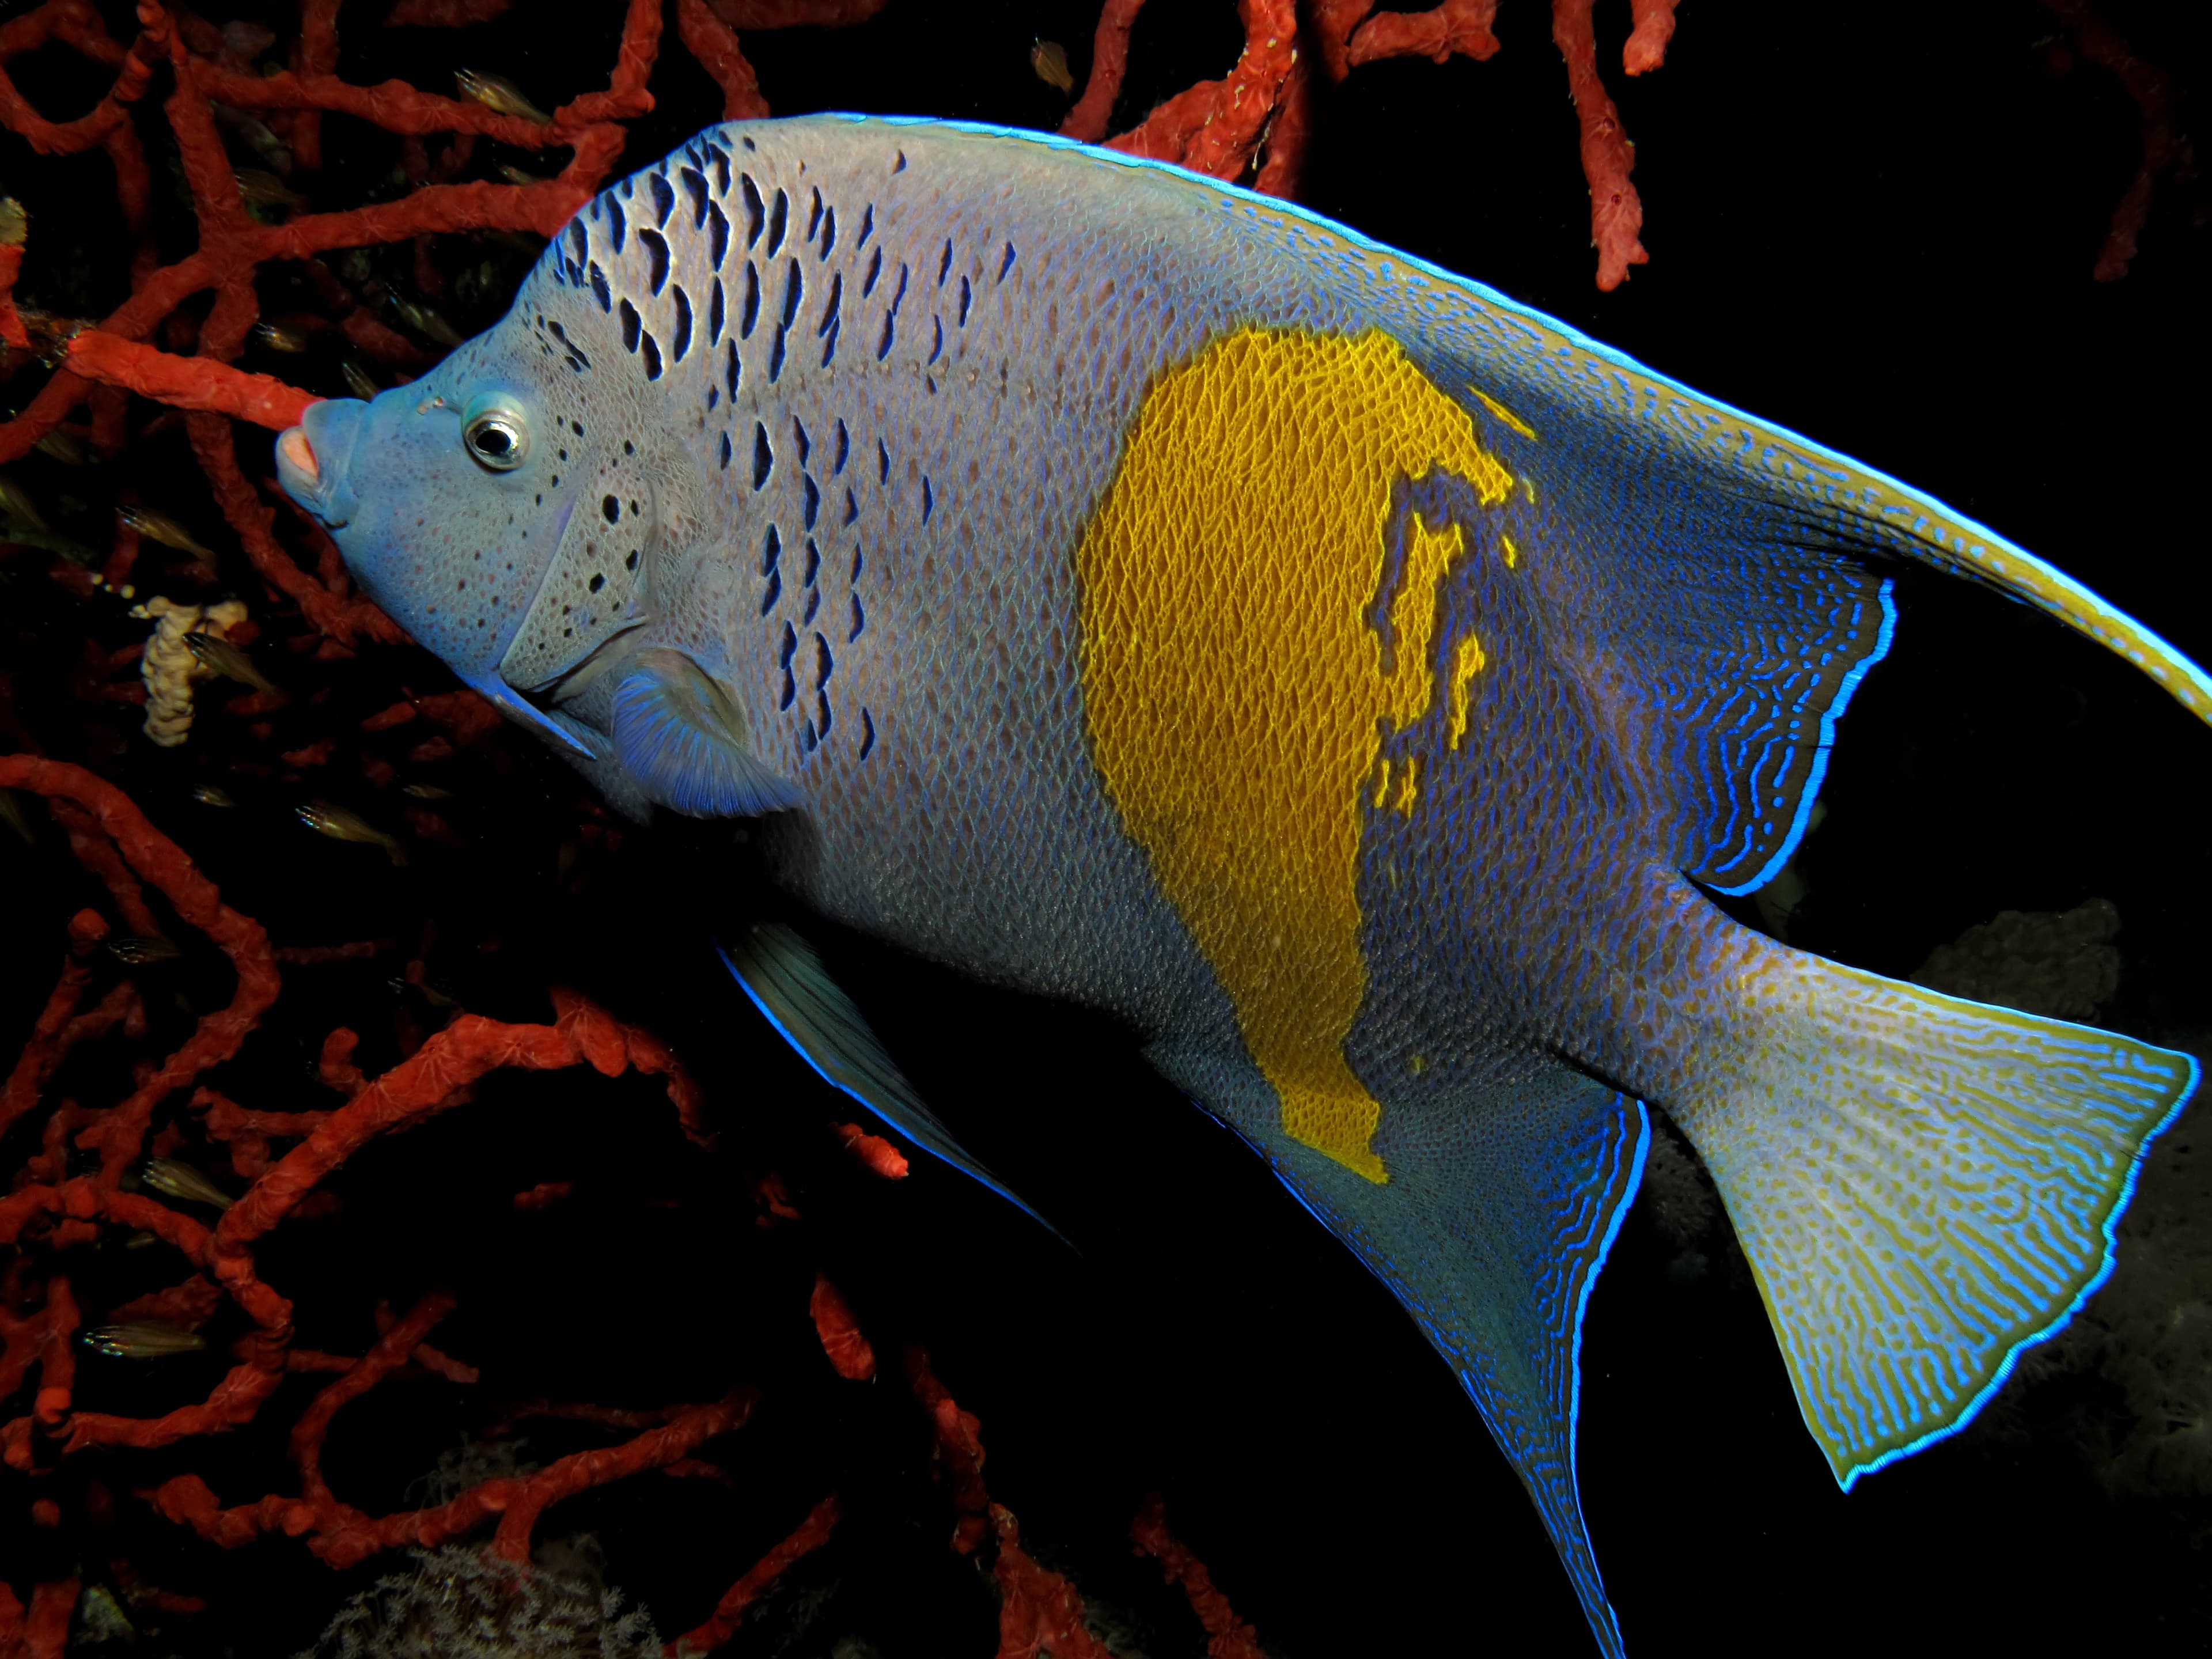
[1709,578,1898,898]
[1836,1044,2200,1491]
[718,113,2212,723]
[714,941,1065,1237]
[464,667,598,759]
[1572,1100,1650,1493]
[1259,1095,1650,1656]
[1561,1099,1649,1654]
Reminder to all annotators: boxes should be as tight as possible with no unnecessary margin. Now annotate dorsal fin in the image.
[1422,332,2206,898]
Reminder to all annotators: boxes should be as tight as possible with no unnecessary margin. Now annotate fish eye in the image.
[461,394,531,472]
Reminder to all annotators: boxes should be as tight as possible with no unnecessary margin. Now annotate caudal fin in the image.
[1669,948,2198,1486]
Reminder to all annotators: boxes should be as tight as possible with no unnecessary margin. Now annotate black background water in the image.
[2,1,2207,1653]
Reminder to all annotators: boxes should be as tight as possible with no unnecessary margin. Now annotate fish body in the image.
[1030,38,1075,94]
[117,505,217,562]
[250,317,314,354]
[82,1321,207,1359]
[385,292,464,348]
[278,117,2209,1654]
[139,1157,232,1209]
[183,629,277,694]
[0,472,95,565]
[297,800,407,865]
[340,358,382,401]
[106,934,181,965]
[457,67,551,126]
[0,787,33,844]
[234,168,309,214]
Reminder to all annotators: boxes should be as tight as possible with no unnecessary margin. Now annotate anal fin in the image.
[1232,1062,1647,1659]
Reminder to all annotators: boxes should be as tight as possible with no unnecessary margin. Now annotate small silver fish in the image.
[388,973,457,1010]
[0,483,97,564]
[107,934,181,965]
[0,787,34,844]
[221,20,277,60]
[401,782,455,800]
[341,359,382,401]
[456,68,551,126]
[33,428,89,466]
[140,1157,233,1210]
[251,318,313,354]
[73,1586,134,1643]
[298,800,408,865]
[234,168,309,213]
[497,164,550,187]
[118,504,218,562]
[0,471,46,529]
[82,1321,208,1359]
[211,104,292,175]
[192,782,237,808]
[184,630,277,694]
[387,293,464,349]
[1031,39,1075,95]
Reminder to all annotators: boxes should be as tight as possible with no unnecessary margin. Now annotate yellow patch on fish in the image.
[1465,384,1536,441]
[1445,632,1487,750]
[1077,328,1511,1181]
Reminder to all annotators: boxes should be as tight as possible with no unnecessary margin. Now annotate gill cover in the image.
[498,435,709,694]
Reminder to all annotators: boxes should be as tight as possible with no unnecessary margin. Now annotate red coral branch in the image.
[1345,0,1502,69]
[1107,0,1298,182]
[2040,0,2193,280]
[993,1503,1115,1659]
[1061,0,1145,145]
[677,0,771,120]
[809,1271,877,1379]
[1623,0,1679,74]
[65,332,319,431]
[670,1492,841,1656]
[832,1120,909,1179]
[1551,0,1648,290]
[0,759,279,1185]
[904,1346,990,1555]
[1131,1492,1266,1659]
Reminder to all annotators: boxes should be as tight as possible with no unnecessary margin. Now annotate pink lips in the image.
[276,425,319,484]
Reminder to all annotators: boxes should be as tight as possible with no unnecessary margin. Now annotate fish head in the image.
[276,260,712,778]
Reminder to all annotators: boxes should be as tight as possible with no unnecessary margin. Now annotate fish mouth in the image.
[275,397,368,529]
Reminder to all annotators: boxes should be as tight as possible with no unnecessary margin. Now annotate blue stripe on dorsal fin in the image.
[1421,357,1899,897]
[1223,1061,1647,1659]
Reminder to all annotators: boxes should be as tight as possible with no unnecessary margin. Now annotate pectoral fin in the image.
[612,648,802,818]
[720,923,1065,1241]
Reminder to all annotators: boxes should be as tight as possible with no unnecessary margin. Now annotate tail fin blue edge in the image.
[1835,1041,2199,1491]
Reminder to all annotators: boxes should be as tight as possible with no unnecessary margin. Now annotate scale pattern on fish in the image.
[277,115,2209,1656]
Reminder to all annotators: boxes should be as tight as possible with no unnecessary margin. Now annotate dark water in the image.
[2,2,2207,1654]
